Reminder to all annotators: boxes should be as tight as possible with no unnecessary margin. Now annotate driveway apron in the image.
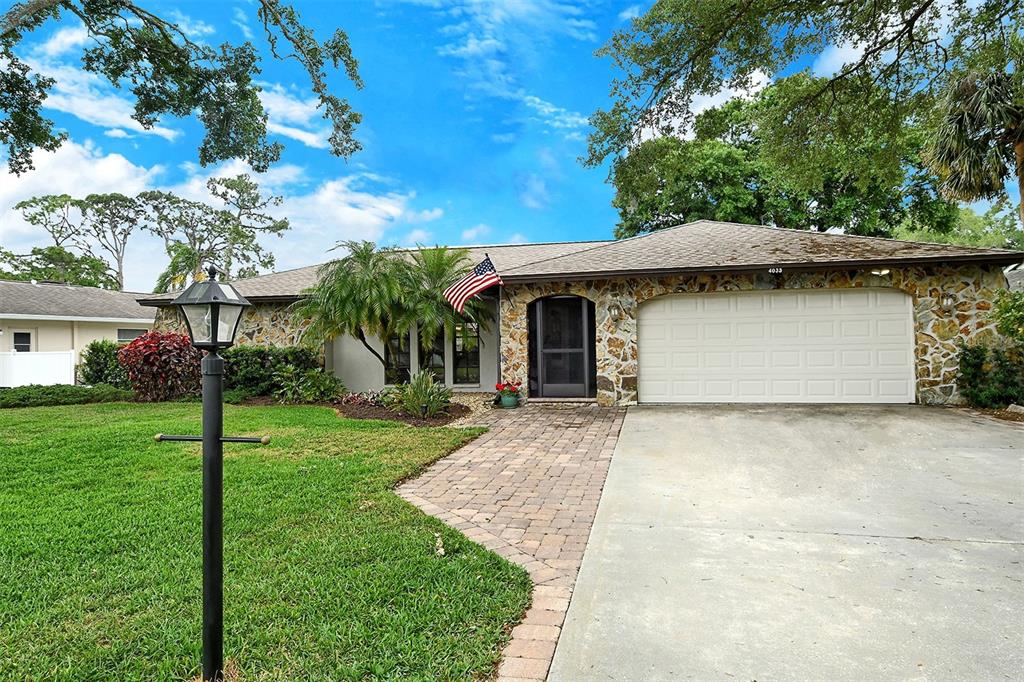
[550,405,1023,681]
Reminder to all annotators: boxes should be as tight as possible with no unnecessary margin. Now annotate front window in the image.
[418,333,445,383]
[384,331,411,384]
[12,331,32,353]
[117,328,147,344]
[452,322,480,385]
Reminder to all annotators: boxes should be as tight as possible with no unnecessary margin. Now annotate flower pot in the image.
[500,394,519,408]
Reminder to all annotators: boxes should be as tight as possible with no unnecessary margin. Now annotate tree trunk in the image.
[1015,140,1024,227]
[1,0,62,38]
[356,328,387,369]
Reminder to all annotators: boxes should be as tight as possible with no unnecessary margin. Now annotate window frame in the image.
[12,329,33,353]
[384,330,411,385]
[116,328,148,344]
[451,321,481,385]
[418,332,446,384]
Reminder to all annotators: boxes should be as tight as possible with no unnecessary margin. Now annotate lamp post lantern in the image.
[155,266,267,682]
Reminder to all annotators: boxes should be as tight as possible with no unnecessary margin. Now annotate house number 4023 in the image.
[768,267,783,274]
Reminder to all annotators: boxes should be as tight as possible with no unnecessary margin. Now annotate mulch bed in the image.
[235,396,473,427]
[977,407,1024,424]
[334,402,472,427]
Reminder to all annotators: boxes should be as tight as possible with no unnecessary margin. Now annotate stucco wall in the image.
[498,265,1008,407]
[0,318,152,363]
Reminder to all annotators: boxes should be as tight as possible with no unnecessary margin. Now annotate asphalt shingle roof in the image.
[499,221,1024,281]
[0,279,155,319]
[137,240,612,304]
[137,221,1024,305]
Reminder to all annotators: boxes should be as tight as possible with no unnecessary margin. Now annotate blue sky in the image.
[1,1,1009,292]
[1,1,660,291]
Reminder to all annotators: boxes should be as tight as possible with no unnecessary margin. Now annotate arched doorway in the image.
[527,295,597,398]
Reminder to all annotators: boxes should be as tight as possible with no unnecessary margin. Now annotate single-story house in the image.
[138,220,1023,406]
[0,279,154,387]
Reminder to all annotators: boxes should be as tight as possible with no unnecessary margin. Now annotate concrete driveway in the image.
[550,405,1023,681]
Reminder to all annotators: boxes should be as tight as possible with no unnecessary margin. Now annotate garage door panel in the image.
[637,289,915,404]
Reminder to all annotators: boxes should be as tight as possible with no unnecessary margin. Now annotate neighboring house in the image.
[0,279,154,387]
[1007,266,1024,292]
[139,220,1024,406]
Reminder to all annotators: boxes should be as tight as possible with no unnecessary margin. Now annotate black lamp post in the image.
[155,266,267,682]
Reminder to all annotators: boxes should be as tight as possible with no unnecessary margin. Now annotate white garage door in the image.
[637,288,915,404]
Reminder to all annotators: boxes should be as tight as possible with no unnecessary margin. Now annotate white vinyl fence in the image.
[0,351,76,388]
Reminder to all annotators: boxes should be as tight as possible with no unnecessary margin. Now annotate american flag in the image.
[444,255,503,313]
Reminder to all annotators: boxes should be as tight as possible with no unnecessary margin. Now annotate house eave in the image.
[0,313,155,323]
[499,253,1024,284]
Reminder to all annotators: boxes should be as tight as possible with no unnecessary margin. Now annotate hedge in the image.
[0,383,133,409]
[957,342,1024,408]
[222,345,320,396]
[78,339,130,389]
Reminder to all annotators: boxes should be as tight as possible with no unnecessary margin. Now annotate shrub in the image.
[222,344,320,396]
[956,342,1024,408]
[0,383,133,408]
[224,388,255,404]
[993,290,1024,344]
[394,369,452,418]
[272,366,344,404]
[79,340,130,389]
[302,370,345,402]
[118,331,202,402]
[339,390,388,407]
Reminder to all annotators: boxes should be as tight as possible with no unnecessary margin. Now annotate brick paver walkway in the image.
[398,404,625,681]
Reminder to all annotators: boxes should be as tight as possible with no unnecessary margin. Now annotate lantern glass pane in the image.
[217,304,244,345]
[182,304,213,345]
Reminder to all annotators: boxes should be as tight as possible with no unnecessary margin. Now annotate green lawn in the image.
[0,403,531,681]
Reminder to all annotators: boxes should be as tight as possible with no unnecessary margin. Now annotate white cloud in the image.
[521,95,588,130]
[232,7,255,40]
[519,173,549,210]
[618,4,643,22]
[690,69,771,116]
[26,58,180,141]
[437,34,504,58]
[103,129,132,139]
[813,41,864,77]
[32,25,89,58]
[505,232,528,244]
[416,0,594,140]
[401,228,434,245]
[491,132,516,143]
[258,84,331,149]
[266,122,330,149]
[1,142,443,290]
[166,166,444,275]
[168,10,215,39]
[0,140,164,246]
[460,223,491,242]
[404,207,444,223]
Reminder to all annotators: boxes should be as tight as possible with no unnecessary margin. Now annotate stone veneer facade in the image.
[153,302,313,346]
[498,264,1008,407]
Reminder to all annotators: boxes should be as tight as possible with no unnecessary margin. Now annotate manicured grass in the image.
[0,403,531,681]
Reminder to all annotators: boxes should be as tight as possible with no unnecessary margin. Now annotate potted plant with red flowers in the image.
[495,381,522,408]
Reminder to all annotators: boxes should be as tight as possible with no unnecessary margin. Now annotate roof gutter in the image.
[137,295,301,307]
[499,253,1024,284]
[0,313,155,323]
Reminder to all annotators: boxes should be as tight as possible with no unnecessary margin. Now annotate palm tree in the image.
[400,246,493,349]
[153,242,203,293]
[293,241,409,368]
[927,63,1024,224]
